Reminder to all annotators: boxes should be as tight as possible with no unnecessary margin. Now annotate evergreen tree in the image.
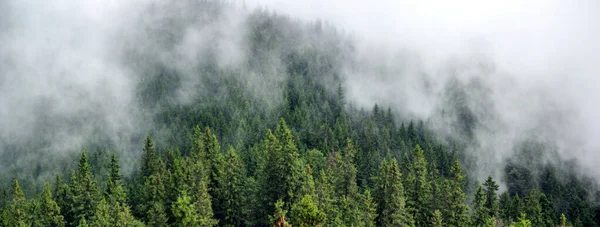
[444,156,470,227]
[360,189,377,227]
[523,190,543,227]
[374,159,413,226]
[290,195,325,227]
[539,193,556,227]
[271,199,289,227]
[510,194,523,224]
[499,191,511,223]
[172,190,217,227]
[10,179,27,227]
[405,144,433,227]
[432,210,443,227]
[89,198,111,226]
[256,119,302,224]
[70,150,100,224]
[483,175,500,218]
[105,153,125,204]
[39,182,66,227]
[55,174,75,226]
[215,148,247,226]
[510,213,532,227]
[472,184,489,227]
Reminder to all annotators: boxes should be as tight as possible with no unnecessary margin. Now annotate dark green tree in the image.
[483,176,499,218]
[472,184,489,227]
[70,150,100,224]
[215,148,247,226]
[374,159,413,226]
[405,145,433,227]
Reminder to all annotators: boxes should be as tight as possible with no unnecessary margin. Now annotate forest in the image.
[1,0,599,226]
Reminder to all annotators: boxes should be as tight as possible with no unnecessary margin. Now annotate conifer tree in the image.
[405,144,433,227]
[10,179,27,227]
[524,190,543,227]
[89,198,111,226]
[444,156,470,227]
[71,150,100,224]
[432,210,443,227]
[374,159,413,226]
[472,184,489,227]
[539,193,556,227]
[215,148,247,227]
[361,189,378,227]
[290,195,325,227]
[483,175,500,218]
[256,119,302,224]
[39,182,65,227]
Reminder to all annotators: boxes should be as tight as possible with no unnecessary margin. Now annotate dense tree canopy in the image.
[0,1,598,227]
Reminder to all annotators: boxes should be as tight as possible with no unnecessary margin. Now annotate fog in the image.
[250,0,600,183]
[1,0,599,189]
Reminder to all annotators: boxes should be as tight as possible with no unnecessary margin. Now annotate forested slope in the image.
[0,1,598,226]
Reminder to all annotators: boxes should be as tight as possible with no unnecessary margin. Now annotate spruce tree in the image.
[39,182,66,227]
[483,175,500,218]
[361,190,377,227]
[290,195,325,227]
[432,210,443,227]
[256,120,302,224]
[472,184,489,227]
[374,159,413,226]
[10,179,27,227]
[444,157,470,227]
[523,190,543,227]
[215,148,247,227]
[70,150,100,224]
[405,144,432,227]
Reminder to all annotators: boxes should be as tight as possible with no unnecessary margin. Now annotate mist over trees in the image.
[0,0,599,226]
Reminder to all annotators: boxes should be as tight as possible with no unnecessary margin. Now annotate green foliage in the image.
[39,182,66,227]
[483,176,500,218]
[374,159,413,226]
[290,195,325,227]
[472,184,490,227]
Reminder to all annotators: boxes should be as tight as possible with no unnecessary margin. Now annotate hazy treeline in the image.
[0,0,599,226]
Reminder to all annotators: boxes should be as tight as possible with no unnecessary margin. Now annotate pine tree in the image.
[483,175,500,218]
[374,159,413,226]
[510,194,523,224]
[539,193,556,227]
[271,199,289,227]
[89,198,111,226]
[499,191,511,222]
[472,184,489,227]
[405,144,432,227]
[523,190,543,227]
[39,182,66,227]
[10,179,27,227]
[70,150,100,224]
[140,161,168,226]
[361,190,377,227]
[256,120,302,224]
[141,136,160,179]
[215,148,247,226]
[105,153,125,204]
[290,195,325,227]
[314,169,343,226]
[510,213,532,227]
[444,156,470,227]
[172,190,205,227]
[432,210,443,227]
[54,174,75,225]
